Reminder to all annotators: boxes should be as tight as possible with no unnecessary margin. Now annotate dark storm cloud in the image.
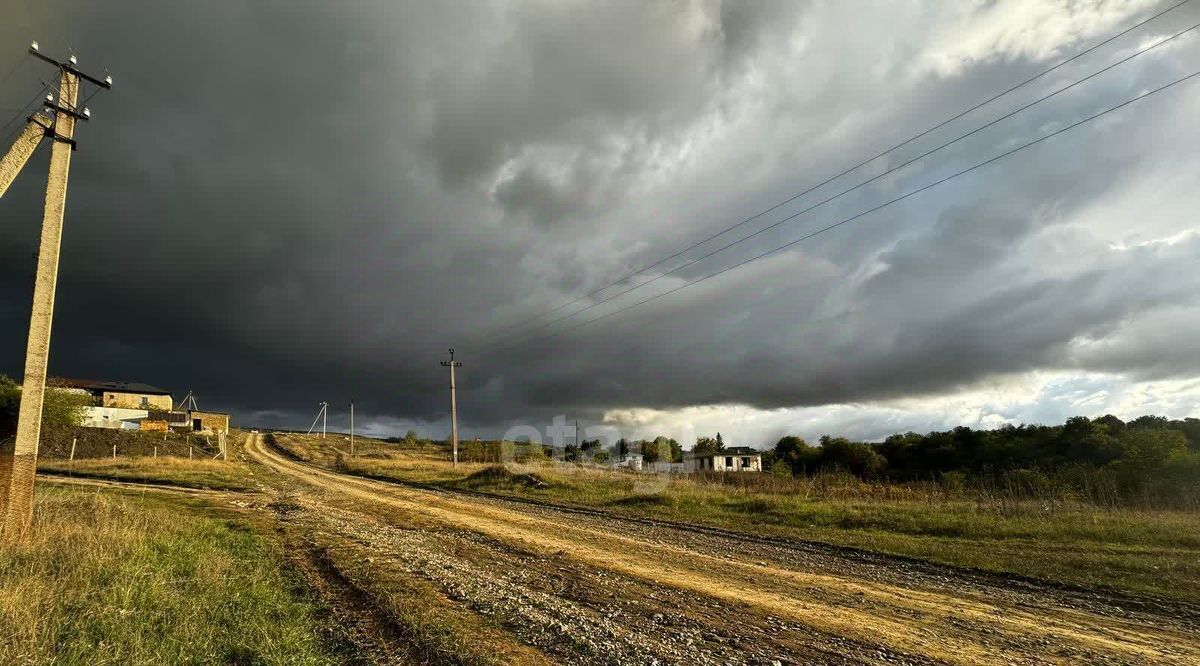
[1,1,1197,436]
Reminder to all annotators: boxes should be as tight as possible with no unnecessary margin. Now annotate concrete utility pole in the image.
[349,401,355,458]
[0,115,52,199]
[0,43,111,539]
[322,401,327,439]
[440,348,462,467]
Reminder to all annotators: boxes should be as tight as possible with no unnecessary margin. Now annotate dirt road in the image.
[244,433,1200,665]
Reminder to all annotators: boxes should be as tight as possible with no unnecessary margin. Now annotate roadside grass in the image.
[0,485,339,665]
[37,455,257,491]
[271,434,1200,603]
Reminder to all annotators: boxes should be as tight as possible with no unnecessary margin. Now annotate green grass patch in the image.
[0,485,339,664]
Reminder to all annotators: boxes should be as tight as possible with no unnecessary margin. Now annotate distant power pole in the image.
[178,390,199,411]
[0,42,111,539]
[349,401,355,458]
[306,402,328,438]
[440,348,462,467]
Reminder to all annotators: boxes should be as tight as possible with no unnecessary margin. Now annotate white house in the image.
[690,446,762,473]
[613,451,644,471]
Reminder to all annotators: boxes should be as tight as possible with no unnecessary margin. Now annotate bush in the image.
[0,375,91,440]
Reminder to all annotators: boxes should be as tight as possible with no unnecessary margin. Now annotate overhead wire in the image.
[481,20,1200,352]
[481,0,1193,342]
[487,68,1200,354]
[0,81,52,148]
[0,53,29,89]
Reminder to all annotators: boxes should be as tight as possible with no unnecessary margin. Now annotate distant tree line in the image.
[562,436,684,464]
[765,415,1200,505]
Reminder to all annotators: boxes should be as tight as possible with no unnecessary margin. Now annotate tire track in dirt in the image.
[248,433,1200,665]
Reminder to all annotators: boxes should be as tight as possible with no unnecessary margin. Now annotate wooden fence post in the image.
[69,437,76,461]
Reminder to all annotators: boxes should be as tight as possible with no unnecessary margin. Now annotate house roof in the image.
[56,379,172,396]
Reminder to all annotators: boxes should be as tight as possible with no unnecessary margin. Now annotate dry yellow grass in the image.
[0,484,336,664]
[37,455,257,491]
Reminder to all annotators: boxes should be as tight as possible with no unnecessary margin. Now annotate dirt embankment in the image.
[245,433,1200,666]
[37,425,220,459]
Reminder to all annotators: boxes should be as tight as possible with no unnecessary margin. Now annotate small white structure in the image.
[613,452,644,471]
[690,447,762,473]
[80,406,149,430]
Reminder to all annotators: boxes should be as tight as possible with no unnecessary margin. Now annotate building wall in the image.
[614,455,643,471]
[102,391,173,411]
[139,420,169,432]
[80,406,149,429]
[692,454,762,472]
[191,411,230,434]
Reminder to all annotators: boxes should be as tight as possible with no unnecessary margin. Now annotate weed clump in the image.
[464,465,548,490]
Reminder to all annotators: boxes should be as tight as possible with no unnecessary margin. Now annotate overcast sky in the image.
[2,1,1198,448]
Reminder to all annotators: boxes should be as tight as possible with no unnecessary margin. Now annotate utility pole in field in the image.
[349,401,355,458]
[0,42,111,539]
[306,402,328,439]
[440,348,462,467]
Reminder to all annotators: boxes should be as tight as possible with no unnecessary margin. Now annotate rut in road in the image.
[247,433,1200,665]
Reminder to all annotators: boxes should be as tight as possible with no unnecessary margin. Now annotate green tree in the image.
[640,439,660,464]
[693,436,720,456]
[771,435,817,476]
[649,436,681,463]
[668,437,683,463]
[817,436,887,479]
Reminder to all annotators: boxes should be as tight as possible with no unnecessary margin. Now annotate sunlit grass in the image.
[0,485,337,664]
[38,455,257,491]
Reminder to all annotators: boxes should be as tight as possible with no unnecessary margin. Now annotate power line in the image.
[488,68,1200,354]
[0,54,29,89]
[483,20,1199,352]
[0,82,52,145]
[482,0,1193,341]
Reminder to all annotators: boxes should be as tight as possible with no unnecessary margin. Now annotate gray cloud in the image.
[1,1,1197,438]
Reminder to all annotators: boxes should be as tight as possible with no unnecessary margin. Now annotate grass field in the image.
[0,484,340,665]
[37,456,258,491]
[273,433,1200,603]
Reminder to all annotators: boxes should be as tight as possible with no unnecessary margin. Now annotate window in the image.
[724,456,733,468]
[140,396,149,408]
[741,457,751,468]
